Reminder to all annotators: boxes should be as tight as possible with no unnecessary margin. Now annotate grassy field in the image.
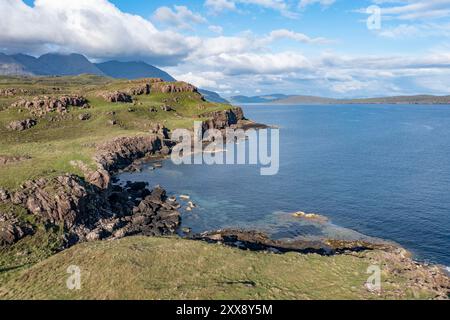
[0,75,232,190]
[0,236,439,300]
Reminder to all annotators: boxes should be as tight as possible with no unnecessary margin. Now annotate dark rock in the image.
[160,105,174,112]
[6,119,37,131]
[0,188,9,202]
[150,123,170,139]
[191,229,389,256]
[0,212,34,246]
[127,84,150,96]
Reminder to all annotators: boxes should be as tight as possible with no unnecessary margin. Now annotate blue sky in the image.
[4,0,450,97]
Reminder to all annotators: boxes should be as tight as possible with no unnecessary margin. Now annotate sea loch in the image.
[119,104,450,267]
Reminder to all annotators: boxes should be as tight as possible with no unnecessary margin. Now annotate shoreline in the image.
[1,102,449,299]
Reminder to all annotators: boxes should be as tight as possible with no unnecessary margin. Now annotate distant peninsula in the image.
[230,94,450,105]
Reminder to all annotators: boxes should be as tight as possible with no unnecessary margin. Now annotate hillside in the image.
[1,236,447,300]
[231,94,291,104]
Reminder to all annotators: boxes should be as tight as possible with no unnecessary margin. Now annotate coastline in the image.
[1,81,449,299]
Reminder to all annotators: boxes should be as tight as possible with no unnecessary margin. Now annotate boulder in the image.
[160,105,174,112]
[6,119,37,131]
[78,113,91,121]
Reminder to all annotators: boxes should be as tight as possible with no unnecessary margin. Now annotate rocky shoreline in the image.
[1,106,449,298]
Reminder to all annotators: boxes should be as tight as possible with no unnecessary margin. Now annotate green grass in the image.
[0,75,234,190]
[0,237,439,300]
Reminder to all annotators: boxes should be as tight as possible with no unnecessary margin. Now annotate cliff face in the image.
[0,101,248,249]
[201,107,245,131]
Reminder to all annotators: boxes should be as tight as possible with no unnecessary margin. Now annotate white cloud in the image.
[205,0,298,18]
[153,5,207,30]
[205,0,237,13]
[0,0,199,64]
[208,25,224,34]
[370,0,450,20]
[299,0,336,9]
[264,29,331,44]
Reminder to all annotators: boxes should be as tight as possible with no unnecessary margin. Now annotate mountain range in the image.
[0,53,229,103]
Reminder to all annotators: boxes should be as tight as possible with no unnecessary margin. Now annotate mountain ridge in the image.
[0,52,228,103]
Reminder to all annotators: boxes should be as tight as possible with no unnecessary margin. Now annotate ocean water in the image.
[118,104,450,266]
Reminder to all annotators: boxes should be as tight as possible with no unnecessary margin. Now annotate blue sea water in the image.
[118,104,450,266]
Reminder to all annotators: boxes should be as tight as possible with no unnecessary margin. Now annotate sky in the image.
[1,0,450,98]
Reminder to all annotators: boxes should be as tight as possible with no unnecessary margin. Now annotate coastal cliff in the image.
[0,75,448,300]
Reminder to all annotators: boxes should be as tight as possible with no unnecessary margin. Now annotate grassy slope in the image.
[0,236,436,300]
[0,75,231,190]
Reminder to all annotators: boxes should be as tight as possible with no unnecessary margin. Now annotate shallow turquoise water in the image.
[119,104,450,266]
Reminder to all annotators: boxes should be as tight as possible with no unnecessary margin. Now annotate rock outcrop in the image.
[126,84,150,96]
[2,175,180,247]
[98,91,132,103]
[0,211,34,246]
[11,96,89,116]
[0,88,29,97]
[10,175,102,229]
[6,119,37,131]
[201,107,245,131]
[94,135,165,173]
[150,82,198,94]
[0,155,31,165]
[192,229,391,255]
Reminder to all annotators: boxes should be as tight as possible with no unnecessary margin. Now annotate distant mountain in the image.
[198,89,229,104]
[0,53,32,76]
[275,95,450,105]
[274,95,337,104]
[95,60,175,81]
[230,94,292,104]
[231,93,450,105]
[0,52,229,104]
[5,53,105,76]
